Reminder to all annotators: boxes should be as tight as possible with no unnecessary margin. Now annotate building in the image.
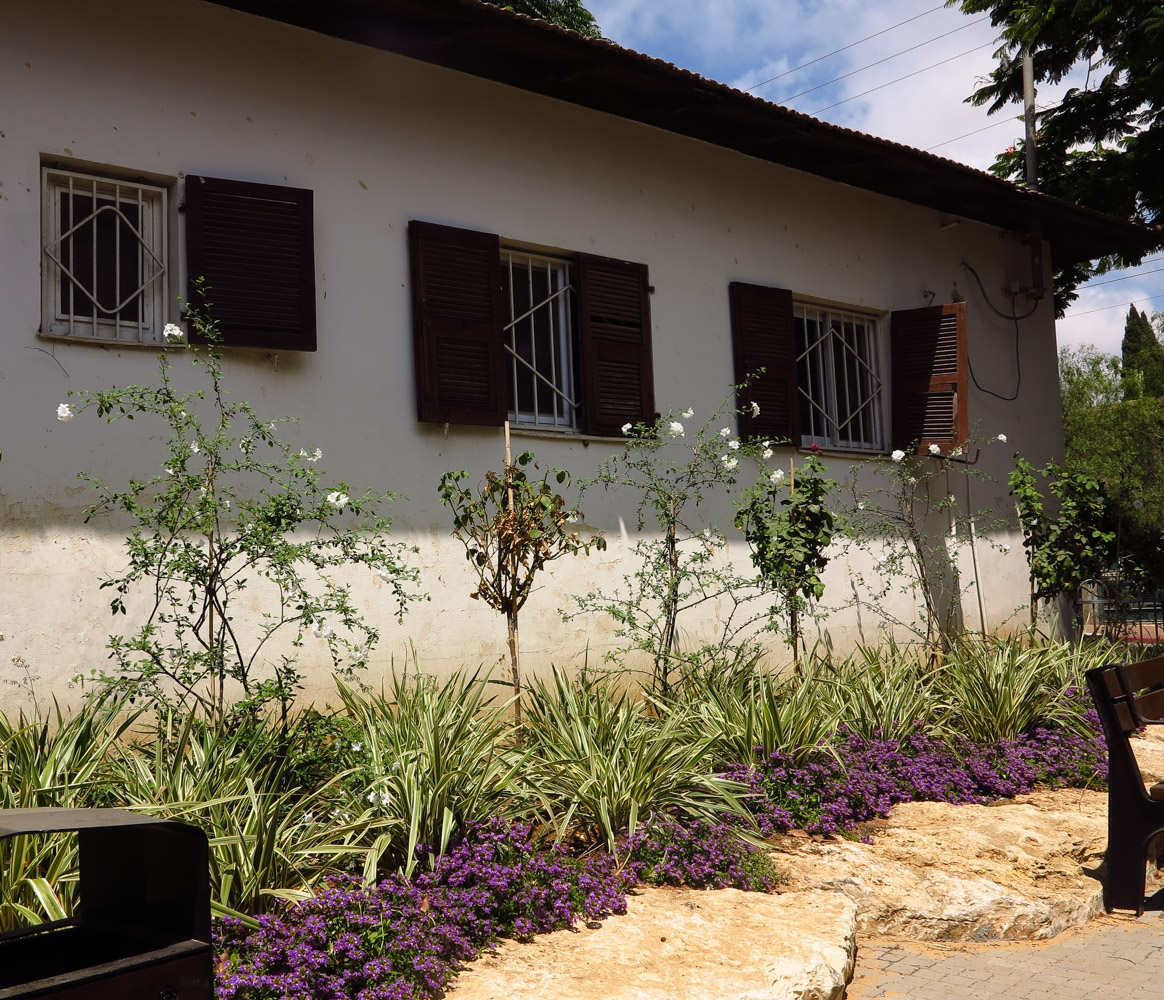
[1,0,1156,703]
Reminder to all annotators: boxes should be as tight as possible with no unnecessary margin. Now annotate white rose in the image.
[667,421,684,437]
[681,408,694,419]
[749,401,761,417]
[56,403,75,422]
[727,439,740,450]
[621,422,633,435]
[327,491,349,507]
[719,427,731,438]
[762,448,773,460]
[928,443,941,455]
[891,449,906,462]
[769,469,785,484]
[722,455,738,471]
[997,433,1007,443]
[163,323,184,343]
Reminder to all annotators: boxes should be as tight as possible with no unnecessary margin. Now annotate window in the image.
[41,167,168,343]
[409,221,654,435]
[40,168,316,351]
[795,303,885,452]
[730,281,967,455]
[501,250,578,431]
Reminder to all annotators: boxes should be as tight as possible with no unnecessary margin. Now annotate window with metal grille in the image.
[501,250,578,431]
[795,303,885,452]
[41,167,168,343]
[409,220,654,436]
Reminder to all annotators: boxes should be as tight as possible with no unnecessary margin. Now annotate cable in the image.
[962,261,1039,321]
[1058,292,1164,321]
[745,3,947,93]
[960,261,1031,402]
[925,114,1023,152]
[967,302,1023,401]
[778,17,988,106]
[811,42,996,116]
[1076,263,1164,289]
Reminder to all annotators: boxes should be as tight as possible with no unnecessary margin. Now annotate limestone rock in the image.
[447,887,857,1000]
[777,794,1107,941]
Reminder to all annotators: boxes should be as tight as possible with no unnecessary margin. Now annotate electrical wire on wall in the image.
[960,260,1038,402]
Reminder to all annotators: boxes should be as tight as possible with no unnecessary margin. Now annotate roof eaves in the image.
[207,0,1160,263]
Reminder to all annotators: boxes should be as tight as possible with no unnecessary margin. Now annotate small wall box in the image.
[0,808,211,1000]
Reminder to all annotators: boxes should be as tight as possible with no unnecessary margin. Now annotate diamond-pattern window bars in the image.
[41,169,167,342]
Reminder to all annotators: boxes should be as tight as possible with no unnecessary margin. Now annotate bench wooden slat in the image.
[1109,656,1164,694]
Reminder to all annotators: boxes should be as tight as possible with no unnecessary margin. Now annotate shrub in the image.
[214,818,631,1000]
[624,817,781,891]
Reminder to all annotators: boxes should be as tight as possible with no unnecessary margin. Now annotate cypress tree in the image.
[1121,306,1164,399]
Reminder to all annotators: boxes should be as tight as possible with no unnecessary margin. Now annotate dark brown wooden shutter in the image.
[728,282,799,442]
[576,254,654,436]
[185,176,316,350]
[891,302,968,453]
[409,221,506,426]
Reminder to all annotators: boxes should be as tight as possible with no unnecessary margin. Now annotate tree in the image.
[954,1,1164,311]
[482,0,601,38]
[1121,306,1164,400]
[439,450,603,734]
[1059,345,1164,576]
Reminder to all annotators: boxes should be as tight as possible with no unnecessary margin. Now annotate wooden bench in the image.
[1086,658,1164,914]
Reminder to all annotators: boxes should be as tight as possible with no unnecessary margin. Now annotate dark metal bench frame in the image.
[1086,660,1164,914]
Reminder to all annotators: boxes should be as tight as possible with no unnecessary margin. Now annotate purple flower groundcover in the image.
[215,707,1107,1000]
[215,817,631,1000]
[728,714,1108,838]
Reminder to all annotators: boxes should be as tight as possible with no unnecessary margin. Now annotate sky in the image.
[586,0,1160,358]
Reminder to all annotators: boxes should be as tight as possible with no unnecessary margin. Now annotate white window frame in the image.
[40,166,168,344]
[795,302,887,452]
[500,248,579,432]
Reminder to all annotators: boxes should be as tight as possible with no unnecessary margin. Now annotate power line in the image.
[778,16,989,106]
[925,114,1022,152]
[811,41,996,116]
[923,96,1066,152]
[1060,292,1164,321]
[1082,263,1164,290]
[745,3,948,93]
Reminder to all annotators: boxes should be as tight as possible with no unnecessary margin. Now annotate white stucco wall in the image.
[0,0,1062,707]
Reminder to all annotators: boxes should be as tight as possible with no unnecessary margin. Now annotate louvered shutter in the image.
[185,176,316,350]
[409,221,506,426]
[890,302,968,453]
[728,282,799,442]
[577,254,654,436]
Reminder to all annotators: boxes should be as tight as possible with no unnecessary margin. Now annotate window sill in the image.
[507,425,628,446]
[38,331,174,350]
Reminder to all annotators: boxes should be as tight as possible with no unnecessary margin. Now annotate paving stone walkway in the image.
[846,911,1164,1000]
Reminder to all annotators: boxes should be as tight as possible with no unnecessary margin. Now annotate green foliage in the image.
[1059,345,1164,575]
[439,450,602,728]
[691,665,841,766]
[483,0,601,37]
[1121,306,1164,399]
[1010,457,1116,616]
[954,0,1162,310]
[523,668,754,852]
[844,441,1002,647]
[0,693,137,931]
[571,395,772,697]
[61,303,419,721]
[935,636,1093,743]
[109,711,383,915]
[813,643,940,744]
[736,447,836,664]
[337,671,530,878]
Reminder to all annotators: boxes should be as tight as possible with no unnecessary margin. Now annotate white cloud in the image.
[589,1,1163,355]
